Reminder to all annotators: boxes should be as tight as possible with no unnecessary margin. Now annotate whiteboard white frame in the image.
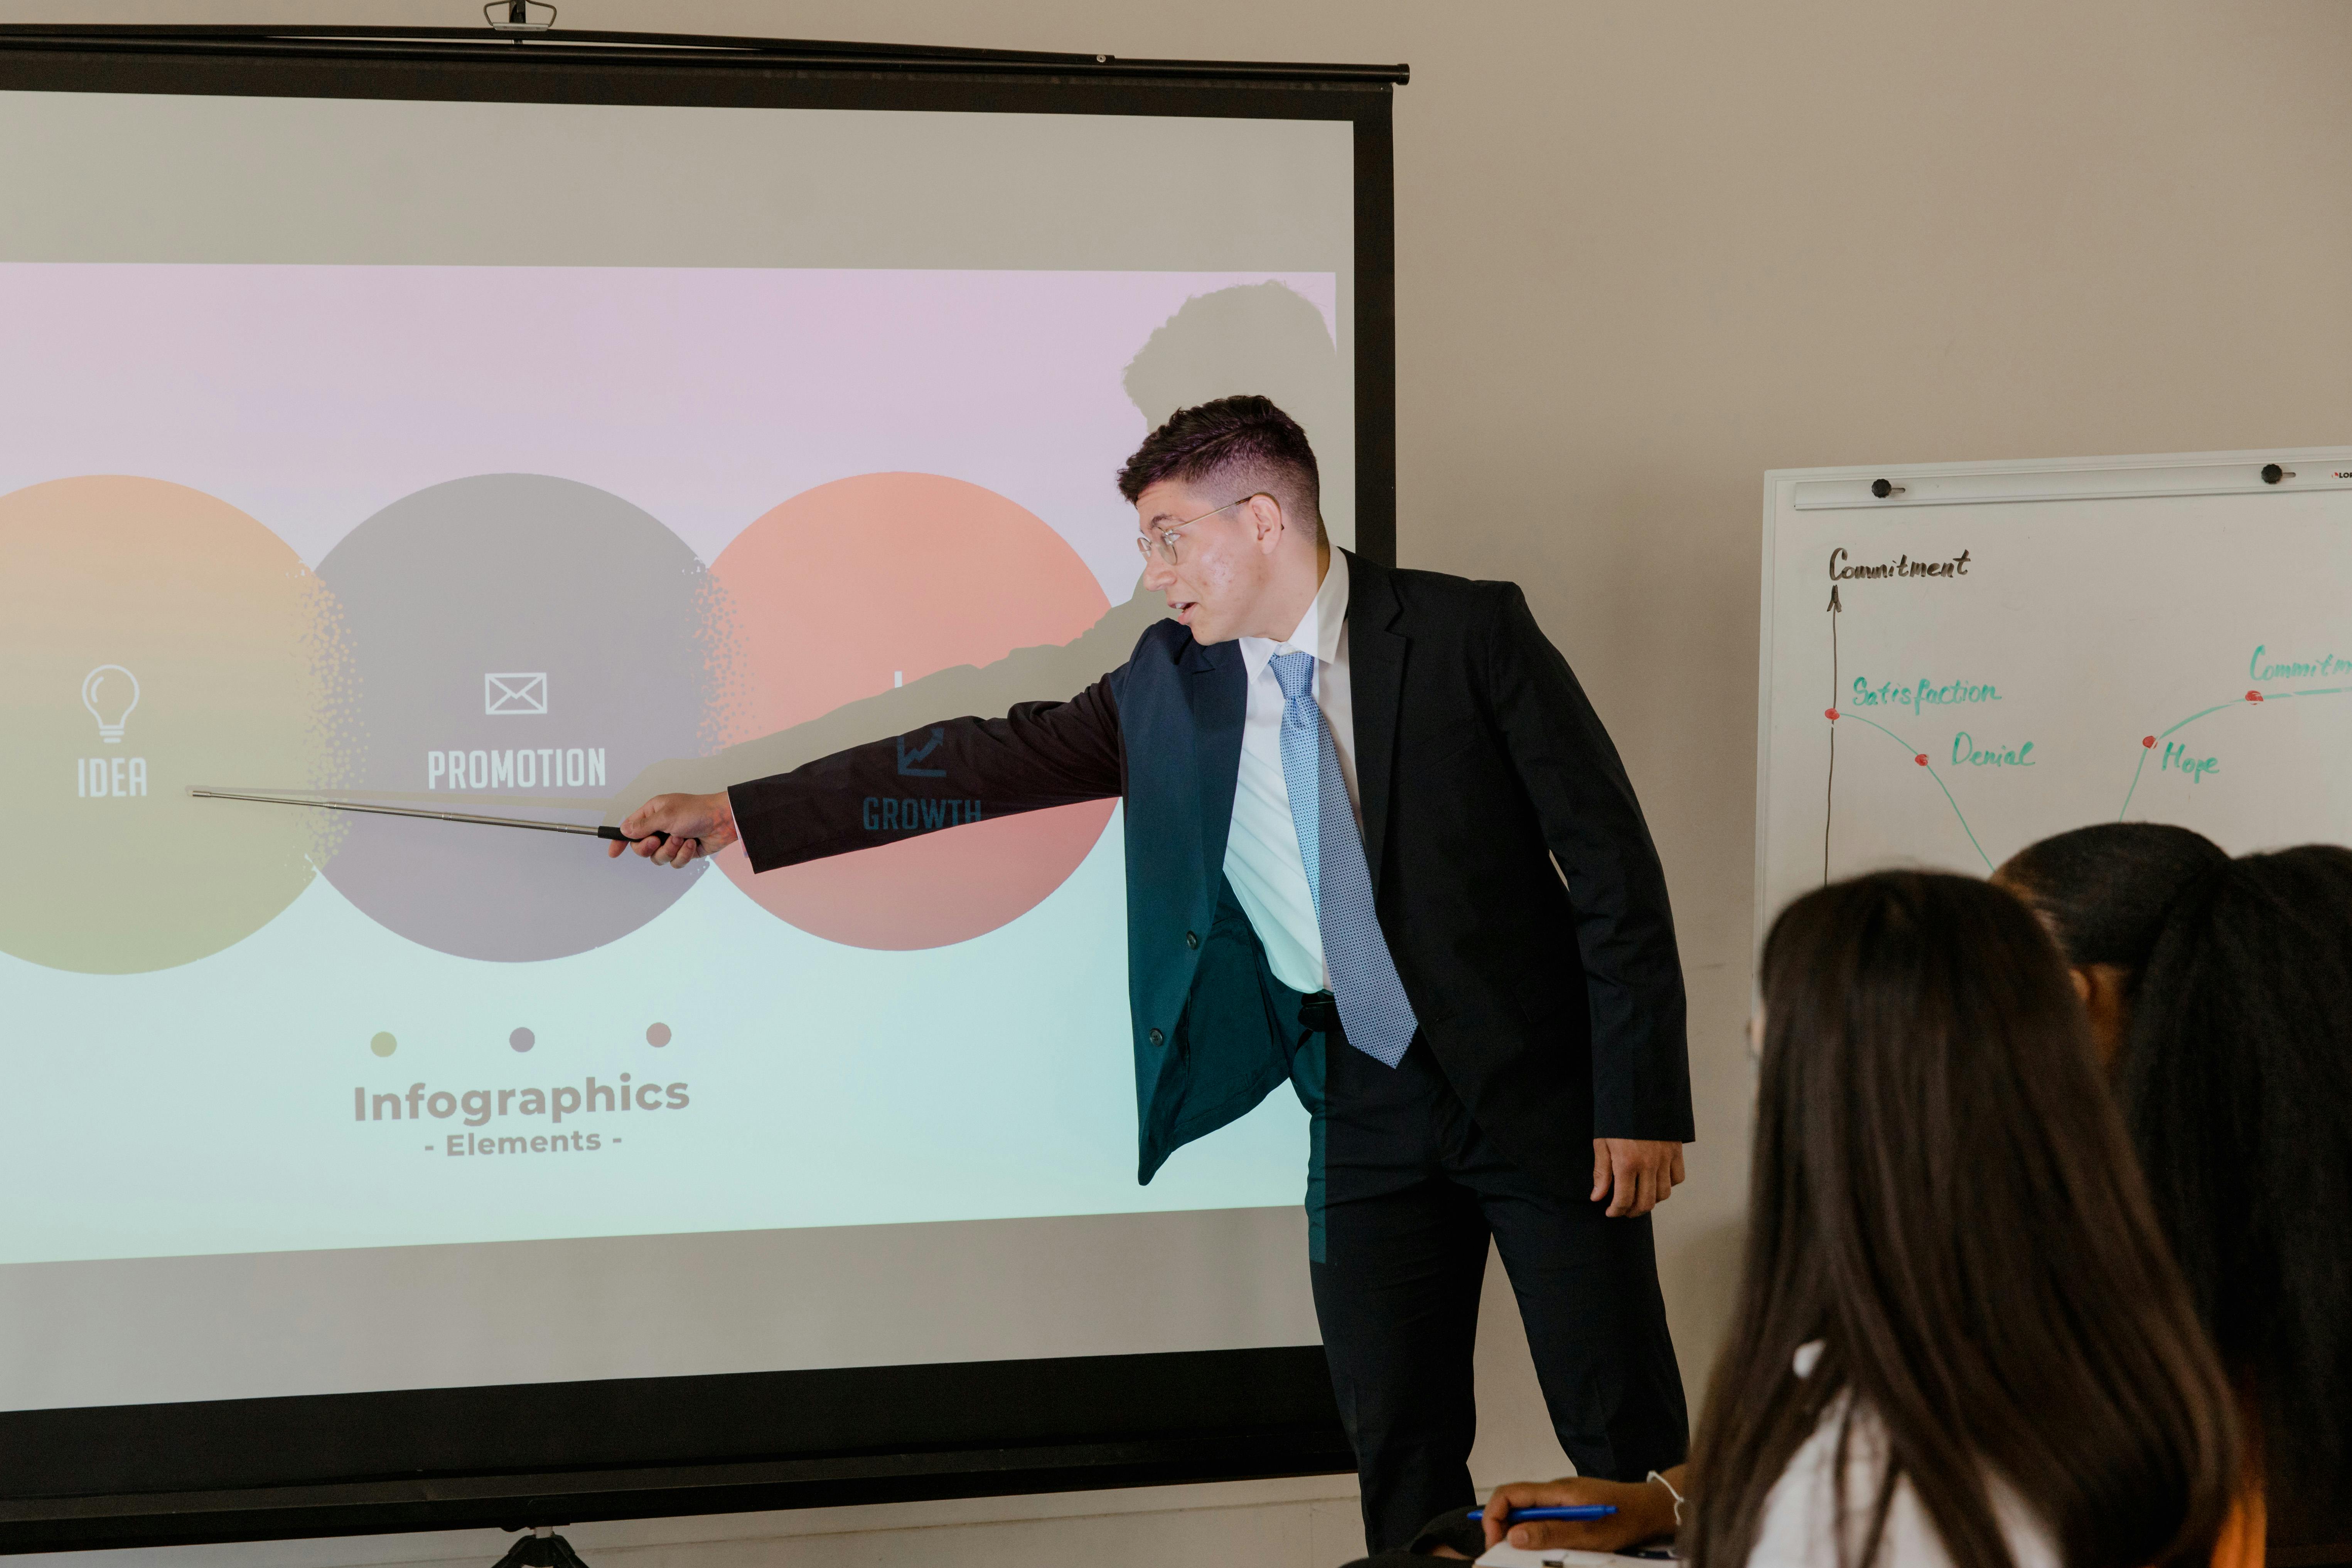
[1753,444,2352,949]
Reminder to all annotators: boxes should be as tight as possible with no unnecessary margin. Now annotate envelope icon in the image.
[485,673,548,715]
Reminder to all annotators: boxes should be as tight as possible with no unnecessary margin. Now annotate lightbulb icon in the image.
[81,664,140,744]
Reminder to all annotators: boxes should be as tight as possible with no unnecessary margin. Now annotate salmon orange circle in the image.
[710,474,1114,950]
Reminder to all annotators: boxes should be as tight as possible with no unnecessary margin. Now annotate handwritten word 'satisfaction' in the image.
[1850,676,2001,717]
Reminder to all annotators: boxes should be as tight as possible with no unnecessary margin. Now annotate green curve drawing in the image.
[1834,712,1995,873]
[1828,680,2352,873]
[2116,683,2352,820]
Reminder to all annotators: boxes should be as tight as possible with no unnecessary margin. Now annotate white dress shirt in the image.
[1223,549,1356,996]
[1749,1343,2059,1568]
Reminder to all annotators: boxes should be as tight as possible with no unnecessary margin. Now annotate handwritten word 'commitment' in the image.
[2249,644,2352,682]
[1829,548,1972,581]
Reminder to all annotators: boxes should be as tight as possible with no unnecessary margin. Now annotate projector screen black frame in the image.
[0,23,1400,1555]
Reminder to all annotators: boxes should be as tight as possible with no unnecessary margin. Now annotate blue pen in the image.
[1465,1504,1618,1523]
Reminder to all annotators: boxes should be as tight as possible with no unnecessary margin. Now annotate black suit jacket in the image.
[730,553,1692,1203]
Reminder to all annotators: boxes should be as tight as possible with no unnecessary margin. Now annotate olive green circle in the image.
[0,476,354,975]
[369,1031,397,1057]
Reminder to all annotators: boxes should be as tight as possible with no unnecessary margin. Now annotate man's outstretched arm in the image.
[613,673,1125,869]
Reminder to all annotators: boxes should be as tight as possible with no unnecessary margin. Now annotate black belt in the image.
[1298,990,1342,1035]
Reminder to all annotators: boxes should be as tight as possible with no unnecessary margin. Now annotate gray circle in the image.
[509,1027,535,1053]
[646,1022,672,1047]
[315,475,720,961]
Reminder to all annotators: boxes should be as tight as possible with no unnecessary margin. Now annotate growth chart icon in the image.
[81,664,140,743]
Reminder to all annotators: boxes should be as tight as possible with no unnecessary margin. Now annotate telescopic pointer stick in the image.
[186,787,670,846]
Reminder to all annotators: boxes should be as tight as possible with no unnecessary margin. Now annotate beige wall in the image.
[10,2,2352,1563]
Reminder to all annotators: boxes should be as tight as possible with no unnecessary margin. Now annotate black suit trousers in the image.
[1291,1012,1688,1554]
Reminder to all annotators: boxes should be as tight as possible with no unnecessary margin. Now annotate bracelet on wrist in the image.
[1645,1469,1685,1526]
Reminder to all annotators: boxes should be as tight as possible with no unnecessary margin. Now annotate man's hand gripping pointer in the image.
[609,791,738,868]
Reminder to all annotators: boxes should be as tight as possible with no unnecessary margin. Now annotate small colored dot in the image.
[2142,735,2157,749]
[1914,754,1929,767]
[1823,707,1838,721]
[509,1027,535,1053]
[370,1031,397,1058]
[2246,690,2264,703]
[646,1023,673,1047]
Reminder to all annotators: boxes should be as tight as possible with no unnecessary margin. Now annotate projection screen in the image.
[0,25,1399,1551]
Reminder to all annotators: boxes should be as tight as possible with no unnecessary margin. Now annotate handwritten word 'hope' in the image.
[2160,741,2219,784]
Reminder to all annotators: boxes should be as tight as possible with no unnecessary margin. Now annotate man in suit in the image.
[614,395,1693,1550]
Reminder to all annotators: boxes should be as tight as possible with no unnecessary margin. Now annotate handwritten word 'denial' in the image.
[1828,547,1973,581]
[1952,733,2035,768]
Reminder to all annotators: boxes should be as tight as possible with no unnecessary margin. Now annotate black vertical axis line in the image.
[1824,584,1841,884]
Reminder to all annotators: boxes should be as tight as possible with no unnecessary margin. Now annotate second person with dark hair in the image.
[2121,845,2352,1553]
[613,395,1697,1549]
[1991,821,2228,1067]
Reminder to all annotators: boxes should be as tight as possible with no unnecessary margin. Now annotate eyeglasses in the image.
[1134,493,1271,565]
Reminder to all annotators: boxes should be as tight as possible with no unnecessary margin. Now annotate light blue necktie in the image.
[1271,650,1418,1068]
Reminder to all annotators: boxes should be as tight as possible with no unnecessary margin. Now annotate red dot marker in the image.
[2246,690,2264,703]
[1914,754,1929,767]
[2142,735,2156,749]
[1824,707,1839,721]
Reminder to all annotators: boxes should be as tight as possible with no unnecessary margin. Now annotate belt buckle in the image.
[1297,990,1340,1034]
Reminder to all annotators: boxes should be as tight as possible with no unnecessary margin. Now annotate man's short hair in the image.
[1116,394,1322,540]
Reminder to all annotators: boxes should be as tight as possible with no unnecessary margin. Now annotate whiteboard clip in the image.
[1870,479,1907,499]
[2261,463,2296,485]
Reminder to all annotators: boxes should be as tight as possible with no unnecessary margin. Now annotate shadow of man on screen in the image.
[1123,280,1351,556]
[613,280,1346,819]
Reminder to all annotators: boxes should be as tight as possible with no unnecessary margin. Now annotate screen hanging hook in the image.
[485,0,556,33]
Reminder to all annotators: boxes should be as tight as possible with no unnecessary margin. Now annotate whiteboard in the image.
[1756,448,2352,934]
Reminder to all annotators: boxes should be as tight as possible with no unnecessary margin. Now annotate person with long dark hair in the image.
[2120,845,2352,1553]
[1992,822,2227,1067]
[1683,870,2240,1567]
[1462,837,2260,1563]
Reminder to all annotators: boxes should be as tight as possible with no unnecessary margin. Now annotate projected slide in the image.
[0,263,1344,1266]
